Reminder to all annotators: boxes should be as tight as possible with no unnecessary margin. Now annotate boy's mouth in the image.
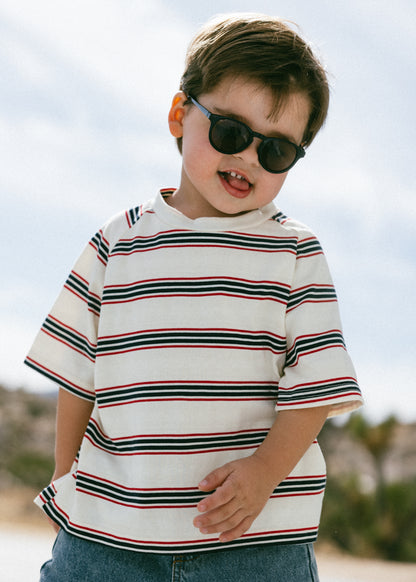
[219,171,252,196]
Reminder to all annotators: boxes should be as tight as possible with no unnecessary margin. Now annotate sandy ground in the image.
[1,489,416,582]
[2,526,416,582]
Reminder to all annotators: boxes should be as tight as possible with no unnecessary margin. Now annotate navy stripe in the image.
[110,231,298,255]
[297,238,323,257]
[278,378,360,405]
[96,381,278,407]
[42,316,96,360]
[74,472,326,509]
[23,357,95,402]
[286,330,345,367]
[270,211,288,223]
[102,278,290,304]
[65,272,101,316]
[127,206,142,227]
[43,501,319,552]
[65,272,88,301]
[85,419,268,455]
[76,473,205,507]
[96,329,286,356]
[89,230,110,265]
[287,284,337,311]
[274,476,326,496]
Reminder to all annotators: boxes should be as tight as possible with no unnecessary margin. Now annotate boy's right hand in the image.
[193,454,276,543]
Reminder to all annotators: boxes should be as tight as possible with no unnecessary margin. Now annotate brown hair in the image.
[177,13,329,151]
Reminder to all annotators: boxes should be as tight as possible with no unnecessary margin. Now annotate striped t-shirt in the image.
[25,190,363,553]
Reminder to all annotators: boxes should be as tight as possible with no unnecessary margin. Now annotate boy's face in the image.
[168,77,311,219]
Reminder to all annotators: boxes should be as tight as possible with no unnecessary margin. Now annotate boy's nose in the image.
[232,138,261,168]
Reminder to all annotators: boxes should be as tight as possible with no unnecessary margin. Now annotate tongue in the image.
[225,174,250,192]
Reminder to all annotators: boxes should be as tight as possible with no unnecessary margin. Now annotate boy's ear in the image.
[168,92,187,138]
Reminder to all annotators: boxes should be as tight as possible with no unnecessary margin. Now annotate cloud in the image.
[355,357,416,423]
[1,0,187,218]
[0,112,180,218]
[1,0,190,113]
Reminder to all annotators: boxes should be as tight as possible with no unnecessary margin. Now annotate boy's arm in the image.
[193,406,330,543]
[53,387,94,481]
[46,388,94,532]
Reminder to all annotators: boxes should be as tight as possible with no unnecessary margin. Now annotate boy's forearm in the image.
[253,406,330,485]
[53,387,94,480]
[194,405,330,542]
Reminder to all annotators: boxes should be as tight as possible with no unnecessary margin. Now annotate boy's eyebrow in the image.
[211,104,297,143]
[210,105,250,125]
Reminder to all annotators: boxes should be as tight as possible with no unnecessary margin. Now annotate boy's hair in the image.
[178,13,329,152]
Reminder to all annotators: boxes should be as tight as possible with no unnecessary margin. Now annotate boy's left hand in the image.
[193,454,277,543]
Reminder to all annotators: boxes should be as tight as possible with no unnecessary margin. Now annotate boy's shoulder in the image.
[99,198,155,246]
[269,209,319,242]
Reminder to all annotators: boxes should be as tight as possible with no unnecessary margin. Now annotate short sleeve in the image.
[277,233,363,417]
[24,229,109,401]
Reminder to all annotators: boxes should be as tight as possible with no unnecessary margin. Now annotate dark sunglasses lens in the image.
[259,139,296,173]
[210,119,251,154]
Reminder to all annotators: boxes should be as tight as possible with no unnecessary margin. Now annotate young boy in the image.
[25,13,363,582]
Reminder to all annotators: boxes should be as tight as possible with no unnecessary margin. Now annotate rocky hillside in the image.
[1,383,415,490]
[2,384,416,561]
[320,417,416,489]
[0,385,56,489]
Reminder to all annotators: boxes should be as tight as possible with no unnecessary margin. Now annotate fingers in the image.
[194,493,240,530]
[218,516,254,543]
[195,506,247,536]
[198,464,231,493]
[194,456,273,543]
[194,500,256,543]
[194,474,254,542]
[197,475,234,514]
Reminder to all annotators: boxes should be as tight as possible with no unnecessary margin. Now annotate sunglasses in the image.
[188,95,305,174]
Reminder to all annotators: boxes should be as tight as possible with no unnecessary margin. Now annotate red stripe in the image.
[279,377,357,391]
[286,298,337,313]
[110,244,297,256]
[297,251,323,259]
[98,327,284,341]
[75,488,198,509]
[125,209,132,228]
[98,397,276,409]
[284,474,326,480]
[104,276,291,289]
[51,497,317,546]
[270,490,325,499]
[71,269,89,285]
[47,315,96,349]
[41,330,95,363]
[101,292,288,306]
[95,344,285,358]
[117,228,297,242]
[63,284,88,304]
[287,345,347,368]
[24,357,93,397]
[96,379,277,393]
[277,392,361,407]
[84,435,262,456]
[287,329,342,352]
[77,471,197,492]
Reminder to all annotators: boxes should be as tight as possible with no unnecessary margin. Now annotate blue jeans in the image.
[40,530,320,581]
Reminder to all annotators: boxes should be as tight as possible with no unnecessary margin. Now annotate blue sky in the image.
[1,0,415,422]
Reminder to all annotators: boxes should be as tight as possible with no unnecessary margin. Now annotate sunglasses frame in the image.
[187,95,305,174]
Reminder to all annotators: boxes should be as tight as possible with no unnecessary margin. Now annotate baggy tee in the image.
[25,190,363,554]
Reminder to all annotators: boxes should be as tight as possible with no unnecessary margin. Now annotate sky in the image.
[1,0,415,422]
